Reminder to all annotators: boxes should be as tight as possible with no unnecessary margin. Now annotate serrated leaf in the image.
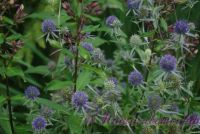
[0,33,4,45]
[37,98,66,111]
[77,71,92,90]
[82,64,106,78]
[6,67,24,78]
[25,66,49,75]
[79,46,90,59]
[160,18,168,32]
[45,80,73,91]
[68,113,82,134]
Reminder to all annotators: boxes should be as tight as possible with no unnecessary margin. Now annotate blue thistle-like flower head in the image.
[82,42,94,52]
[186,113,200,125]
[174,20,189,34]
[104,77,118,90]
[106,16,120,27]
[92,48,105,62]
[160,54,177,72]
[128,70,143,86]
[40,106,53,118]
[147,94,162,111]
[25,86,40,100]
[72,91,88,110]
[169,104,179,113]
[109,77,118,86]
[42,19,56,33]
[32,117,47,131]
[127,0,141,10]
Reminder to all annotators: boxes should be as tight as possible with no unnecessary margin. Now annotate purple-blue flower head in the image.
[174,20,189,34]
[160,54,177,72]
[169,104,179,113]
[186,113,200,125]
[106,16,119,27]
[147,94,162,111]
[109,77,118,86]
[25,86,40,100]
[42,19,56,33]
[82,42,94,52]
[32,117,47,131]
[127,0,141,10]
[128,70,143,86]
[72,91,88,110]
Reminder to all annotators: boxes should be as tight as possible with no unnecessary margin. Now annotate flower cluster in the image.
[25,86,40,100]
[106,16,121,28]
[159,54,177,72]
[41,19,56,33]
[174,20,189,34]
[147,94,162,111]
[127,0,141,10]
[82,42,94,52]
[128,70,144,86]
[32,117,47,131]
[71,91,88,110]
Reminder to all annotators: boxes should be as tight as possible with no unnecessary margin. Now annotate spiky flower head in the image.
[47,61,56,71]
[127,0,141,10]
[64,56,72,67]
[40,106,53,118]
[82,42,94,52]
[106,16,121,28]
[165,74,181,89]
[42,19,56,33]
[186,113,200,125]
[174,20,189,34]
[72,91,88,110]
[147,94,162,111]
[109,77,118,85]
[128,70,144,86]
[142,127,154,134]
[32,117,47,131]
[92,48,105,63]
[25,86,40,100]
[169,104,179,113]
[51,90,72,104]
[160,54,177,72]
[104,90,121,102]
[167,124,181,134]
[130,34,143,46]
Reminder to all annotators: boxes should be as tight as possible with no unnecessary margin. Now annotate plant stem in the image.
[5,75,15,134]
[73,42,79,92]
[4,60,15,134]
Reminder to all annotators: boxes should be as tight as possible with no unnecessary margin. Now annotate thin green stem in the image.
[4,60,15,134]
[73,42,79,92]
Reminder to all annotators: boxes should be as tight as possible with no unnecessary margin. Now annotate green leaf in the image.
[37,98,66,111]
[0,33,4,45]
[77,71,92,90]
[68,113,82,134]
[3,16,14,25]
[84,37,106,47]
[140,30,155,37]
[6,34,22,41]
[0,96,6,106]
[0,112,12,134]
[82,25,100,33]
[160,18,168,32]
[106,0,124,11]
[78,46,90,60]
[25,66,49,75]
[45,80,73,91]
[82,64,106,78]
[6,67,25,78]
[84,14,100,21]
